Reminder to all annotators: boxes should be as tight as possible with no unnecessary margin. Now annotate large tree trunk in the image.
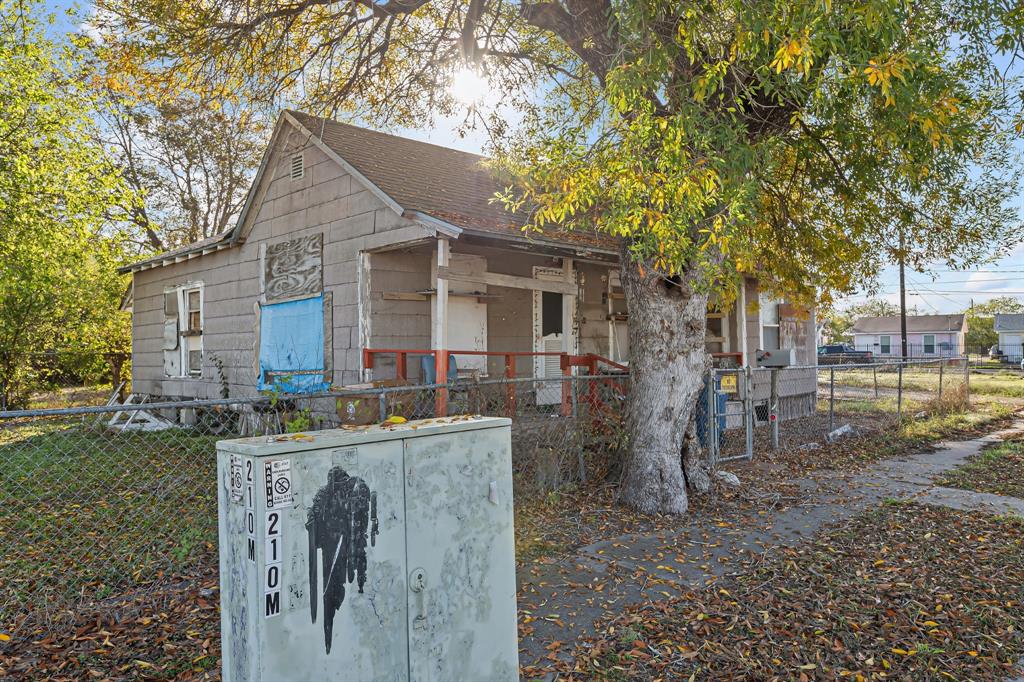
[619,246,711,515]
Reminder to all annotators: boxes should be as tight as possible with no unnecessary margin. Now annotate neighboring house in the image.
[851,314,967,357]
[993,314,1024,361]
[121,110,817,415]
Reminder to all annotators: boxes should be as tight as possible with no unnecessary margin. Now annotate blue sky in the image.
[49,1,1024,314]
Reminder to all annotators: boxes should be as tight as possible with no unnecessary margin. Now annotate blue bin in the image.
[696,375,728,448]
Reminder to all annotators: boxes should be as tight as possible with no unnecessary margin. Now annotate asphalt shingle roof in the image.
[994,313,1024,332]
[851,314,966,334]
[287,110,616,252]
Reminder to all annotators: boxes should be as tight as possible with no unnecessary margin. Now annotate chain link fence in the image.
[0,372,630,644]
[0,355,970,655]
[709,357,971,461]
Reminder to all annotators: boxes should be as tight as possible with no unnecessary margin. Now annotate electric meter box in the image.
[216,416,518,682]
[755,348,796,368]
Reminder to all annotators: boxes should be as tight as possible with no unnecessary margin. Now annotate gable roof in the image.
[122,111,616,272]
[851,314,966,334]
[994,313,1024,332]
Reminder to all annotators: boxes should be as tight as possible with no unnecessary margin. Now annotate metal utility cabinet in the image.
[216,416,518,682]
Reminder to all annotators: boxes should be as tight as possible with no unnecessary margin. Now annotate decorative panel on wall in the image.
[264,233,323,302]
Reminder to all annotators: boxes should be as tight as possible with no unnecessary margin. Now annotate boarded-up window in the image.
[163,283,203,377]
[264,234,323,302]
[258,295,329,393]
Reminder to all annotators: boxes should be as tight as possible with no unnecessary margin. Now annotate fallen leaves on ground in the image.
[0,566,220,681]
[560,503,1024,681]
[936,437,1024,498]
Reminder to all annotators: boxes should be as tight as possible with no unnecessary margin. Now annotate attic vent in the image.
[290,153,304,180]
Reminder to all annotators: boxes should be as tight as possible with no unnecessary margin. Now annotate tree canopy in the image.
[0,0,131,408]
[94,0,1022,307]
[96,88,269,251]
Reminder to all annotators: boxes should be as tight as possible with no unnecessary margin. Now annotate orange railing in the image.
[362,348,628,417]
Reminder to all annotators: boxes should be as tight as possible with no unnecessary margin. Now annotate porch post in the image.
[561,258,575,415]
[434,238,450,416]
[738,277,748,367]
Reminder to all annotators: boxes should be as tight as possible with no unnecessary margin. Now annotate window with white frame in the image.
[880,335,891,355]
[759,292,781,350]
[163,283,204,377]
[923,334,935,355]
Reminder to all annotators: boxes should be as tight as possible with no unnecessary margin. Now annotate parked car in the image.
[817,344,873,364]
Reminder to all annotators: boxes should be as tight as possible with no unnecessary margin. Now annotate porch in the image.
[357,236,751,399]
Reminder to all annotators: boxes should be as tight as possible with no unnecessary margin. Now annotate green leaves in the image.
[0,0,131,407]
[495,0,1021,308]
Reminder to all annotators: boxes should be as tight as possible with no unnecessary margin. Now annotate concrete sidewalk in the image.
[517,420,1024,674]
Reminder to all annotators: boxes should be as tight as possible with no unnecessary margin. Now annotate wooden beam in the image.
[437,266,577,295]
[383,292,429,301]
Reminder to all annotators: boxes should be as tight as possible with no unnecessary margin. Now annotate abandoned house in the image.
[120,110,817,419]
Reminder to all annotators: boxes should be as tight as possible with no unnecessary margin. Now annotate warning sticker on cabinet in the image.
[229,454,243,503]
[264,459,294,509]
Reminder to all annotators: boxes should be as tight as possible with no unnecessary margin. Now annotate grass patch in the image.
[832,367,1024,399]
[570,503,1024,681]
[936,438,1024,498]
[0,421,220,632]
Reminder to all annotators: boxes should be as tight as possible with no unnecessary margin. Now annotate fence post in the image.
[576,380,587,483]
[873,364,878,399]
[938,358,944,402]
[770,368,779,451]
[897,363,904,423]
[571,373,579,418]
[708,368,720,466]
[963,354,970,400]
[744,365,754,460]
[378,391,387,422]
[829,366,835,433]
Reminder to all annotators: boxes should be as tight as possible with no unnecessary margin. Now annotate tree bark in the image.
[619,244,711,515]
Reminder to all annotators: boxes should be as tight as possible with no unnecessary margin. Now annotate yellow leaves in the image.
[0,633,9,642]
[771,31,815,77]
[863,54,912,106]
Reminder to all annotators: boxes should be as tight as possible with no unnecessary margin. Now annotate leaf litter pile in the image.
[567,503,1024,681]
[936,437,1024,499]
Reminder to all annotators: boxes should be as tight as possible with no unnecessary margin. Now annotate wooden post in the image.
[504,354,516,417]
[433,238,449,417]
[396,352,407,381]
[963,354,970,399]
[561,258,576,417]
[897,363,904,422]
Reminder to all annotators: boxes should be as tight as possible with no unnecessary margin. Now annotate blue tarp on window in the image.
[258,295,329,393]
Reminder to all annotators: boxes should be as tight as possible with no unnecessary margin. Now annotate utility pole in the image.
[898,226,908,359]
